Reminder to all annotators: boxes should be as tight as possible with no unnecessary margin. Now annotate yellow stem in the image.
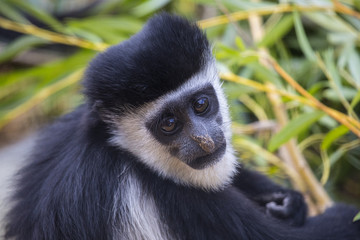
[0,16,109,51]
[267,85,332,212]
[220,72,316,107]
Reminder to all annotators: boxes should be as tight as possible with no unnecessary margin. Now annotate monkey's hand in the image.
[258,190,307,226]
[232,168,307,226]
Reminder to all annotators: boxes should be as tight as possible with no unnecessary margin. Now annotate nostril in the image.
[190,134,215,153]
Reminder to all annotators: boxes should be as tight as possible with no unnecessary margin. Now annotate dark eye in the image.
[160,117,177,133]
[193,97,209,114]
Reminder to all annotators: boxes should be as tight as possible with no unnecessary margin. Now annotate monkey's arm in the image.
[232,166,307,226]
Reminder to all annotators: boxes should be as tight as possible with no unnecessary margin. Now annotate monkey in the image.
[4,13,360,240]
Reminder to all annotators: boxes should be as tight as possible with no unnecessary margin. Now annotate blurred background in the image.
[0,0,359,221]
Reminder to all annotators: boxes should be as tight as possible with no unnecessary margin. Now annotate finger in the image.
[266,201,291,218]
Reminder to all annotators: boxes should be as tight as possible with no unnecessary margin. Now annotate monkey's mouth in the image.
[187,142,227,170]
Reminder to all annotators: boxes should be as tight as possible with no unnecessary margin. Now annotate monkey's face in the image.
[146,84,226,170]
[108,61,237,190]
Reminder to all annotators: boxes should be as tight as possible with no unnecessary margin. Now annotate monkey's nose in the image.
[190,134,215,153]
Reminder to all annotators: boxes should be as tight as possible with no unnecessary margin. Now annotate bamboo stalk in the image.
[267,85,332,214]
[247,3,332,213]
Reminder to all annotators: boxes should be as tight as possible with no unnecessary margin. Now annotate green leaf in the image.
[347,154,360,170]
[68,16,143,34]
[329,148,346,166]
[235,37,245,51]
[350,90,360,109]
[67,16,143,44]
[354,211,360,222]
[0,36,49,64]
[348,50,360,86]
[223,82,256,99]
[324,49,342,89]
[323,88,358,101]
[308,82,328,96]
[10,0,66,32]
[66,27,103,43]
[293,11,315,61]
[248,63,283,87]
[258,14,294,48]
[131,0,171,17]
[355,1,360,11]
[323,50,351,108]
[328,33,356,45]
[222,0,274,10]
[321,125,349,150]
[304,12,351,33]
[0,50,95,97]
[0,69,84,129]
[338,43,352,69]
[216,43,241,58]
[268,111,325,152]
[0,1,29,23]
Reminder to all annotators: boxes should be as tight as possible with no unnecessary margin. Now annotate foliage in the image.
[0,0,360,211]
[355,211,360,222]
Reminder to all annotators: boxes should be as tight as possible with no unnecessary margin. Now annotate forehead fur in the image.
[83,13,210,109]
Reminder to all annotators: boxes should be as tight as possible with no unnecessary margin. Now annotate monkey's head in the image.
[83,13,237,191]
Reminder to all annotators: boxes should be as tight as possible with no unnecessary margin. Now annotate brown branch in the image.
[266,85,333,214]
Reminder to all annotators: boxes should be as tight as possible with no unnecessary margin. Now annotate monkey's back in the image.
[4,105,121,240]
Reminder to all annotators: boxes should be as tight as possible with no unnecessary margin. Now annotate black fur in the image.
[83,13,210,110]
[5,105,360,239]
[4,13,360,240]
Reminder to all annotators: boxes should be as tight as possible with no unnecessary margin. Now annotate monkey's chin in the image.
[186,143,227,170]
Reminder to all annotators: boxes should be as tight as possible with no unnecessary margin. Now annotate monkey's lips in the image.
[187,142,227,170]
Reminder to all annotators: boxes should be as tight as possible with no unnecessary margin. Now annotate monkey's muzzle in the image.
[190,134,215,153]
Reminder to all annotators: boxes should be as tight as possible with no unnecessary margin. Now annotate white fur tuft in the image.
[112,170,172,239]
